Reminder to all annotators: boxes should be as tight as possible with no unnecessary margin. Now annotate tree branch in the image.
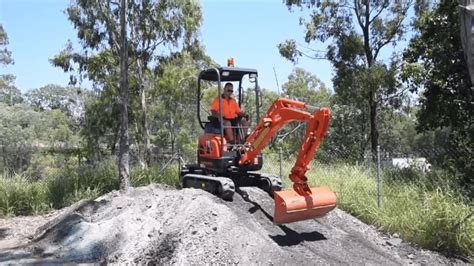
[98,1,120,52]
[379,85,411,104]
[354,0,365,30]
[369,5,386,24]
[373,16,404,60]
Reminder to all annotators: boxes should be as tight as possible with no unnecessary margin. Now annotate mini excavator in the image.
[180,60,337,224]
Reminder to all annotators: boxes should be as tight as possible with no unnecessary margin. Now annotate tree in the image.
[276,68,332,154]
[282,67,331,106]
[0,24,13,66]
[24,84,93,124]
[52,0,203,189]
[402,1,473,194]
[0,24,21,106]
[279,0,412,160]
[0,103,76,175]
[150,51,210,155]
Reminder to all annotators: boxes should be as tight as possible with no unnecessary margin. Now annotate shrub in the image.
[0,174,51,217]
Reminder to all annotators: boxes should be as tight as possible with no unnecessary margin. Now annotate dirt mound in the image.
[0,184,468,264]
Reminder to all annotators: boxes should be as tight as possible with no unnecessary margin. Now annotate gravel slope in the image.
[0,184,468,264]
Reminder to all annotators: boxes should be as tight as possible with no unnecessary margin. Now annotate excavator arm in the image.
[239,97,336,224]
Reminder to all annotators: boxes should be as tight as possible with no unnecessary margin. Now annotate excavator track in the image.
[257,173,283,197]
[181,174,235,201]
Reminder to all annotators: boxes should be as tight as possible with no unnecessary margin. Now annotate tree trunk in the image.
[118,0,130,190]
[134,121,146,169]
[369,90,379,162]
[136,58,150,169]
[141,88,150,166]
[362,1,379,162]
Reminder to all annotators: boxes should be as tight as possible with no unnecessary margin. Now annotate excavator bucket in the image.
[273,186,336,224]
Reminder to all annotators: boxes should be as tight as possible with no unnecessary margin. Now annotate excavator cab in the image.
[195,66,264,174]
[181,61,337,224]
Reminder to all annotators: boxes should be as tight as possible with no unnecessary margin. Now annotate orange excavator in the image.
[181,62,336,224]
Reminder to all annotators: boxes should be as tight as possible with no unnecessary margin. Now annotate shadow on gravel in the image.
[0,250,31,263]
[236,188,274,222]
[270,225,326,247]
[236,188,327,247]
[0,228,8,239]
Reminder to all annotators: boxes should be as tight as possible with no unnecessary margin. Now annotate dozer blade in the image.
[273,186,336,224]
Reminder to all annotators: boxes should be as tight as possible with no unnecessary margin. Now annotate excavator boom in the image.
[240,98,337,224]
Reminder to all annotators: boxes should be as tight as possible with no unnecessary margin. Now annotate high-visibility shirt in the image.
[210,95,241,120]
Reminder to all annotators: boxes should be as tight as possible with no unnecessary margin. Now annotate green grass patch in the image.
[262,153,472,257]
[307,162,473,258]
[0,174,51,216]
[0,159,181,217]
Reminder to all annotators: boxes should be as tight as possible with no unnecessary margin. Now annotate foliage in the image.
[0,24,13,66]
[279,0,413,161]
[0,24,22,106]
[52,0,206,171]
[402,1,473,195]
[0,174,51,216]
[0,158,181,216]
[24,84,94,127]
[150,51,211,154]
[0,102,78,175]
[0,75,22,106]
[272,68,333,154]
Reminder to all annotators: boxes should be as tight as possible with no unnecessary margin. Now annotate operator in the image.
[210,82,249,144]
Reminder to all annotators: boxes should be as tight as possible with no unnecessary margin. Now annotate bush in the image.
[131,162,181,188]
[0,174,51,217]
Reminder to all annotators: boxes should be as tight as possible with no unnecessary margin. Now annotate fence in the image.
[168,144,473,241]
[173,145,471,202]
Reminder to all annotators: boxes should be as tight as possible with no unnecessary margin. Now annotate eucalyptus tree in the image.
[279,0,413,160]
[52,0,203,188]
[403,1,473,194]
[0,24,21,106]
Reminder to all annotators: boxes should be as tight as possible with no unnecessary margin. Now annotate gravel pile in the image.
[0,184,468,264]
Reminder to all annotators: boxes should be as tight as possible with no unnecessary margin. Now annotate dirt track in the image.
[0,184,468,264]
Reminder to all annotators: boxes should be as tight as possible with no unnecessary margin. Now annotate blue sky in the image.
[0,0,408,94]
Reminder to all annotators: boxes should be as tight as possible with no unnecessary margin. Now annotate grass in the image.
[261,153,473,257]
[0,159,181,217]
[0,156,472,258]
[305,160,472,257]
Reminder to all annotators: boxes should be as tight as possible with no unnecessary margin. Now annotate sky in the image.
[0,0,335,93]
[0,0,411,94]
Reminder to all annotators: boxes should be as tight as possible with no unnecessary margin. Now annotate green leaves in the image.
[277,39,301,63]
[402,1,473,195]
[0,24,13,66]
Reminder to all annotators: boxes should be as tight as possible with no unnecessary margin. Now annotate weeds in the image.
[306,163,473,258]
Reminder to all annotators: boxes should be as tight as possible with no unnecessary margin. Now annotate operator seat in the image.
[205,116,245,143]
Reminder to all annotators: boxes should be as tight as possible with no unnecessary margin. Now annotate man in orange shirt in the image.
[210,82,249,144]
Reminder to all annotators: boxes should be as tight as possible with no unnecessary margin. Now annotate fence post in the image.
[376,145,383,208]
[279,146,283,178]
[177,149,181,173]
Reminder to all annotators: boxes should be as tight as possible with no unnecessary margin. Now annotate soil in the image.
[0,184,469,264]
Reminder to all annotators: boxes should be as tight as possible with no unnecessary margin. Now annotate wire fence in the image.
[170,144,472,211]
